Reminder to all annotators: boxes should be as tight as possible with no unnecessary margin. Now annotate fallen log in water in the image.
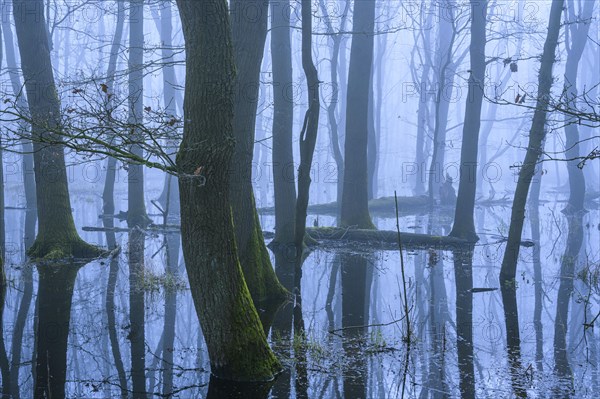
[83,225,534,252]
[305,227,472,250]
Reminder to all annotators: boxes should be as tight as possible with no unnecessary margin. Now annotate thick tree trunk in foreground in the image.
[294,0,321,251]
[340,0,376,229]
[127,0,150,227]
[499,0,565,283]
[13,0,99,259]
[230,0,286,303]
[449,0,488,242]
[271,0,297,245]
[175,0,280,381]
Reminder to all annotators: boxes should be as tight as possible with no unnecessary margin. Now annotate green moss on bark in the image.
[216,281,282,381]
[239,210,289,304]
[28,233,102,260]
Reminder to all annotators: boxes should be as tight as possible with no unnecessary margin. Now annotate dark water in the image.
[1,189,599,398]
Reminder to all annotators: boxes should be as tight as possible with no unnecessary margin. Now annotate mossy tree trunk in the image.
[449,0,488,242]
[127,0,150,228]
[230,0,287,304]
[271,0,297,245]
[340,0,375,229]
[13,0,99,260]
[175,0,281,381]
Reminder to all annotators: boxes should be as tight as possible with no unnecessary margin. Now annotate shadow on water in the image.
[128,228,147,399]
[453,247,474,399]
[33,261,84,398]
[340,253,372,399]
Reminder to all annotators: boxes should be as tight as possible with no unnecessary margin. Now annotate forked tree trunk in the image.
[13,0,99,259]
[271,0,297,245]
[449,0,488,241]
[175,0,280,381]
[230,0,287,304]
[340,0,376,229]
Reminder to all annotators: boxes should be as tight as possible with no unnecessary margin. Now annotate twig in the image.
[394,191,411,344]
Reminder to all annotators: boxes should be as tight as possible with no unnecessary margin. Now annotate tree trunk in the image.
[562,0,593,214]
[553,0,594,390]
[230,0,287,304]
[1,0,36,211]
[367,74,377,201]
[127,0,150,227]
[413,8,434,196]
[340,0,376,229]
[499,0,565,283]
[529,167,544,373]
[270,0,297,246]
[175,0,280,381]
[294,0,321,251]
[449,0,488,242]
[427,0,457,204]
[13,0,99,259]
[102,0,125,216]
[318,0,349,219]
[155,1,180,217]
